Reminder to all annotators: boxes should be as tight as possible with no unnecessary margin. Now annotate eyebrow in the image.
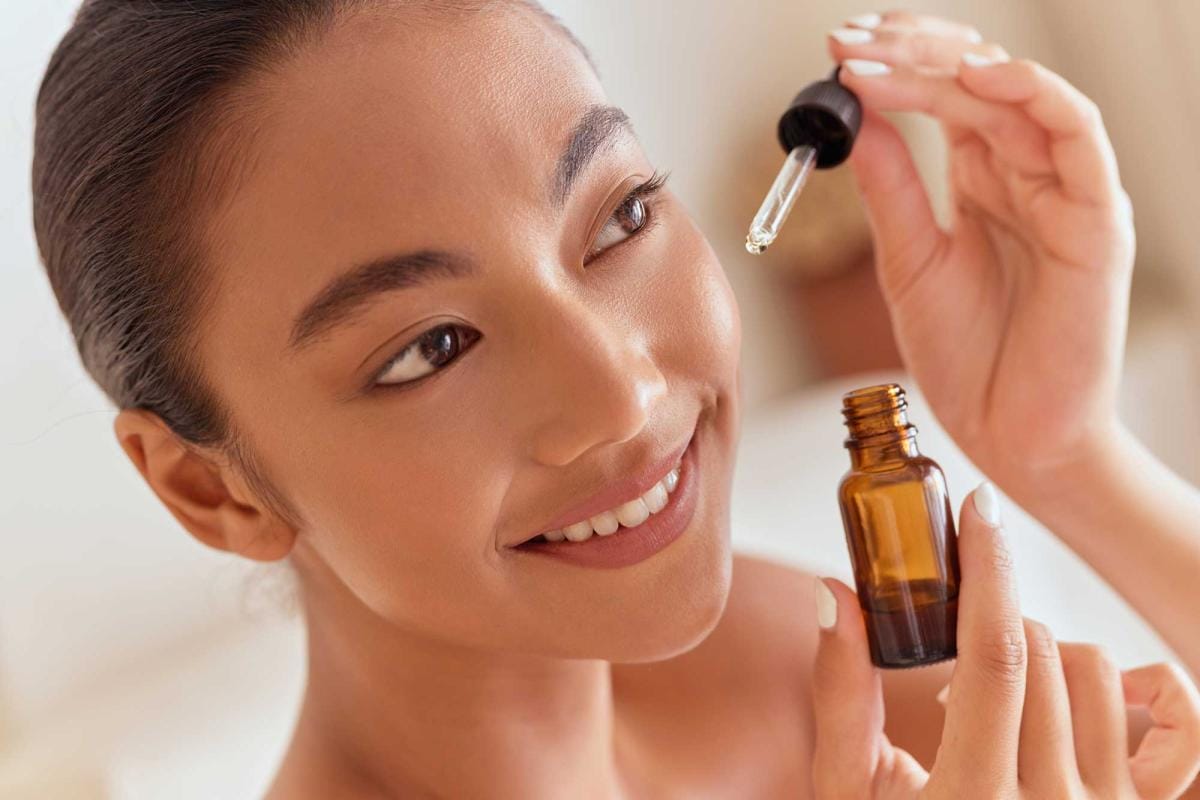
[286,105,632,355]
[287,250,476,354]
[551,104,633,207]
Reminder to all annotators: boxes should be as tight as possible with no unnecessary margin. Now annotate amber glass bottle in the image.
[837,383,960,668]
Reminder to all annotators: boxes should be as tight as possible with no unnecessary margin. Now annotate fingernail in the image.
[846,12,882,29]
[935,683,950,705]
[973,480,1003,527]
[966,30,984,44]
[842,58,891,76]
[815,577,838,629]
[961,51,1006,68]
[830,27,874,45]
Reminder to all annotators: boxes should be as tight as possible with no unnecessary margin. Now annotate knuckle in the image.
[976,621,1027,683]
[1023,619,1059,668]
[1067,642,1120,684]
[986,534,1016,576]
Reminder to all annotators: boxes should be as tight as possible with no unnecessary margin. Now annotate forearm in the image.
[1006,423,1200,680]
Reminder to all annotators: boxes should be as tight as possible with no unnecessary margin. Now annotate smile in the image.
[533,458,682,544]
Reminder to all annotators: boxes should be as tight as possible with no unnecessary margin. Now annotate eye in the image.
[589,194,648,256]
[584,170,669,263]
[373,323,480,389]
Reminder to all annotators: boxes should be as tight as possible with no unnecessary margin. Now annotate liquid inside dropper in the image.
[745,144,817,254]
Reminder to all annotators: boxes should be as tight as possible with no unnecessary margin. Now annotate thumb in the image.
[846,106,947,295]
[810,576,893,797]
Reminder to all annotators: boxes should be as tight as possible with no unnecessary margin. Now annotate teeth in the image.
[589,510,620,536]
[533,460,684,545]
[614,498,650,528]
[643,482,668,513]
[562,521,592,542]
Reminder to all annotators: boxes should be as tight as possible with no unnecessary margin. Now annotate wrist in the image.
[991,417,1136,514]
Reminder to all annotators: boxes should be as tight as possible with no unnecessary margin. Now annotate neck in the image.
[277,541,632,799]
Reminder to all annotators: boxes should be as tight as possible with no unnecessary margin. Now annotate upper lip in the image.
[510,428,695,547]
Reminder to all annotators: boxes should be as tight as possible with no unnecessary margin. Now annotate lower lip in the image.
[513,431,701,569]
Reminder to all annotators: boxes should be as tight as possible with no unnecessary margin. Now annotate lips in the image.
[510,426,696,548]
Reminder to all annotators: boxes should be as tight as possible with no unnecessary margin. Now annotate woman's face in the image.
[198,5,742,661]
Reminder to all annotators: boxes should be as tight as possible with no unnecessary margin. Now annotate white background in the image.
[2,0,1199,795]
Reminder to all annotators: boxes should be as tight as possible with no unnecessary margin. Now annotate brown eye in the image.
[375,324,479,388]
[588,194,648,258]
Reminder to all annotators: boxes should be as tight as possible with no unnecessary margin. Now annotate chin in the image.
[573,515,734,664]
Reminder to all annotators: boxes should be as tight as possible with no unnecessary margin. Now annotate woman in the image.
[30,2,1200,797]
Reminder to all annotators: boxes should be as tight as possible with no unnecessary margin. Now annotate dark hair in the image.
[31,0,589,531]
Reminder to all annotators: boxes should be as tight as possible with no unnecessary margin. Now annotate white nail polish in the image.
[935,683,950,705]
[973,481,1003,526]
[815,577,837,630]
[966,29,984,44]
[842,58,892,76]
[830,27,873,45]
[846,12,882,29]
[961,51,1004,68]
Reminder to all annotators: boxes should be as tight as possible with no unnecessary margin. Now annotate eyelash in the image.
[370,170,671,394]
[583,169,671,265]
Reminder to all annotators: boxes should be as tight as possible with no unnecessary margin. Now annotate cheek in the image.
[285,401,513,624]
[652,215,742,385]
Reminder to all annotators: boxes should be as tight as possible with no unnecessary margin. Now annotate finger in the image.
[956,57,1124,207]
[844,107,947,299]
[1017,618,1082,795]
[811,576,896,798]
[837,61,1055,178]
[938,482,1024,793]
[828,26,1009,73]
[845,9,985,43]
[1123,662,1200,800]
[1058,642,1135,793]
[948,133,1021,230]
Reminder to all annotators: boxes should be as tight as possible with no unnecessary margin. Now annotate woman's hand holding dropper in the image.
[826,10,1131,491]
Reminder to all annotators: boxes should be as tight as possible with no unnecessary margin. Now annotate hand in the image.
[811,485,1200,798]
[825,11,1135,492]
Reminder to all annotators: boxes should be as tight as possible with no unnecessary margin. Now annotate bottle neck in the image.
[848,433,921,469]
[841,383,921,469]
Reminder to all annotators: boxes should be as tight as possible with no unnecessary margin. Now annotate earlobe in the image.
[111,408,296,562]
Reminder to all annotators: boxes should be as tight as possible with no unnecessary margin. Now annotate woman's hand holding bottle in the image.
[811,485,1200,799]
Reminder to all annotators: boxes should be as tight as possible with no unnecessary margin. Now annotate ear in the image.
[112,408,296,562]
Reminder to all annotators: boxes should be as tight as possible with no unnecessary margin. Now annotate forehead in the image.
[204,4,607,295]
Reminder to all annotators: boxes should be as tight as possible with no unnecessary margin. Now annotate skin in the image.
[109,5,1200,798]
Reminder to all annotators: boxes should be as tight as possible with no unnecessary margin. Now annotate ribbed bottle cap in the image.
[776,64,863,168]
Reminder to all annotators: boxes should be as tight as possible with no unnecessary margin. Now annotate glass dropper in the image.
[743,64,862,256]
[745,144,818,254]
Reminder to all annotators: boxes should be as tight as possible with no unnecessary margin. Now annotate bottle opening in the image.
[841,383,917,445]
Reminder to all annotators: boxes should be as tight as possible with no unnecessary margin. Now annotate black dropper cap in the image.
[776,65,862,169]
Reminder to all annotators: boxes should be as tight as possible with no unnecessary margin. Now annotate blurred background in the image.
[2,0,1198,796]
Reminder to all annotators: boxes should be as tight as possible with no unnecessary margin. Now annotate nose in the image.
[525,298,668,467]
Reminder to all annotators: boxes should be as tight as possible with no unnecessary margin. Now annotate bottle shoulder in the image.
[839,456,948,492]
